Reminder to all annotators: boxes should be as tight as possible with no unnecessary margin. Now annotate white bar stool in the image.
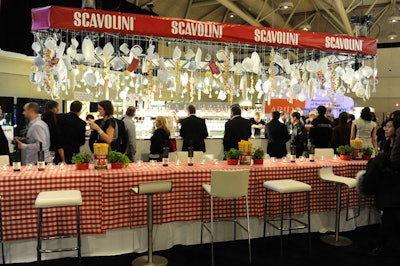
[130,181,173,266]
[35,190,82,266]
[0,196,5,265]
[200,170,251,266]
[263,179,312,256]
[319,166,358,246]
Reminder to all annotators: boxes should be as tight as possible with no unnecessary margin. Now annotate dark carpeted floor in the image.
[9,224,400,266]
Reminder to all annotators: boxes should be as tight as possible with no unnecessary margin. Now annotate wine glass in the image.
[49,151,55,170]
[49,151,55,163]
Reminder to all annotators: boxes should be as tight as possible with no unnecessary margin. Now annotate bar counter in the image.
[0,158,371,263]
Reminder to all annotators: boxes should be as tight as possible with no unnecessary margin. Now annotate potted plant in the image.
[108,151,131,169]
[252,147,265,165]
[71,152,91,170]
[362,146,374,160]
[336,145,354,161]
[224,148,241,165]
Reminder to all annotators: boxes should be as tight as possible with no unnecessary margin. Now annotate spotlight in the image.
[279,1,293,10]
[387,32,398,40]
[388,14,400,23]
[299,23,311,31]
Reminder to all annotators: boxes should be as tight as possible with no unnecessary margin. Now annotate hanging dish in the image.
[82,37,95,63]
[242,57,253,72]
[195,48,202,66]
[216,50,226,61]
[306,60,319,73]
[172,46,182,60]
[103,42,115,58]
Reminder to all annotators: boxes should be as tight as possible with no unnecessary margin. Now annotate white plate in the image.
[82,37,95,62]
[195,48,202,66]
[173,46,181,60]
[103,42,114,58]
[251,52,260,65]
[242,57,253,72]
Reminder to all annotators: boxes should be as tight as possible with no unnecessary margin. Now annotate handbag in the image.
[169,138,177,152]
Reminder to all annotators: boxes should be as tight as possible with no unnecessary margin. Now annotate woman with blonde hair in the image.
[149,116,170,161]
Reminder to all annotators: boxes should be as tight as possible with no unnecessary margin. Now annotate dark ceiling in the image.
[0,0,158,56]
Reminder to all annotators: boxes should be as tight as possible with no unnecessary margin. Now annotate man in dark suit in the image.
[179,105,208,152]
[266,111,290,158]
[58,101,87,164]
[309,105,333,148]
[223,104,251,152]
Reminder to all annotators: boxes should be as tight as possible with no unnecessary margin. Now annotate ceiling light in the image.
[300,23,312,31]
[388,1,400,23]
[387,32,398,39]
[229,13,235,18]
[388,14,400,23]
[279,1,293,10]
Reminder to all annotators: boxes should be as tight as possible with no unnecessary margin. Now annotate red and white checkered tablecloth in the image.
[102,159,367,230]
[0,165,103,241]
[0,159,367,241]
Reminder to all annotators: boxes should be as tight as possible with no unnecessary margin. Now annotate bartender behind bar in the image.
[249,111,266,137]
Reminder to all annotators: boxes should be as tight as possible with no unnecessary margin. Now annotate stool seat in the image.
[263,179,311,256]
[35,190,82,208]
[264,179,312,194]
[319,168,357,188]
[131,181,172,195]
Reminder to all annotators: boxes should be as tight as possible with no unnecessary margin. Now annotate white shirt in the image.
[21,116,50,165]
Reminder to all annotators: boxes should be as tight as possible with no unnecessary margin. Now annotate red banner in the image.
[264,99,306,114]
[31,6,377,55]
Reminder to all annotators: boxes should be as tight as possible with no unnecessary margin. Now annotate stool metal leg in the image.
[200,189,205,245]
[263,189,268,238]
[0,198,5,265]
[280,194,284,256]
[233,199,237,241]
[132,194,168,266]
[245,195,252,264]
[37,208,43,266]
[289,193,293,236]
[211,196,214,266]
[76,206,81,266]
[321,183,352,246]
[307,191,311,253]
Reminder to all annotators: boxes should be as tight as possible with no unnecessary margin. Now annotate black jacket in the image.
[266,119,290,158]
[150,128,170,155]
[180,115,208,152]
[223,116,251,152]
[309,116,333,148]
[58,112,87,164]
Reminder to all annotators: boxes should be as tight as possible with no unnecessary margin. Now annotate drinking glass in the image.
[49,151,55,163]
[58,162,66,170]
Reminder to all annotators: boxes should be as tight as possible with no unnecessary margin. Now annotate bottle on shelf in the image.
[309,145,315,162]
[12,143,21,172]
[37,142,45,171]
[162,141,170,167]
[188,140,194,166]
[290,145,296,163]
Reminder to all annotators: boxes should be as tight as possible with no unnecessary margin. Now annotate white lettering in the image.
[72,11,135,31]
[170,21,223,39]
[73,12,81,27]
[325,37,363,52]
[171,21,178,34]
[254,29,299,46]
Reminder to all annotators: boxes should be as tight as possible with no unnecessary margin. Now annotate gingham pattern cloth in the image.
[0,159,367,241]
[0,166,103,241]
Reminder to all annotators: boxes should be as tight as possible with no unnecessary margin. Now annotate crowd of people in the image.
[6,101,400,166]
[5,100,138,166]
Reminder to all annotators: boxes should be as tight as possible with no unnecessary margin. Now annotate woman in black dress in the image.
[149,116,170,162]
[41,100,64,163]
[88,100,116,152]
